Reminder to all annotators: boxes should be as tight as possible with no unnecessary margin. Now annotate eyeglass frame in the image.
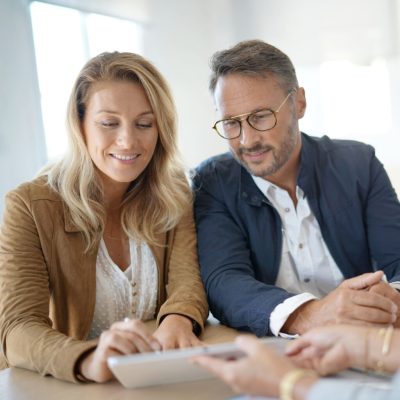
[212,89,297,140]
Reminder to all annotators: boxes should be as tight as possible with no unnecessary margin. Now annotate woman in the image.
[0,52,208,383]
[194,322,399,399]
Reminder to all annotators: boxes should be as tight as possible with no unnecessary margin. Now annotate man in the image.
[193,39,400,337]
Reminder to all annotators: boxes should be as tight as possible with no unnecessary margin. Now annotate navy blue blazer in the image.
[193,133,400,336]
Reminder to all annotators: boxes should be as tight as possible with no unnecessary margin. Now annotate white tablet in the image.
[107,337,287,389]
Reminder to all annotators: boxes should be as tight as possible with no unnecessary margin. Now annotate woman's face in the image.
[82,80,158,192]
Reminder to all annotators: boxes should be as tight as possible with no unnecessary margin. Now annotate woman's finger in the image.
[111,318,161,351]
[98,330,141,355]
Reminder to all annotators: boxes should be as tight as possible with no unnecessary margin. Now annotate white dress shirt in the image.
[252,176,344,336]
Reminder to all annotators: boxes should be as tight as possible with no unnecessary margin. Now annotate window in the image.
[30,1,143,161]
[319,59,392,139]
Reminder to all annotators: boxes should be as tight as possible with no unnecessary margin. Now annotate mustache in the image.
[238,144,273,156]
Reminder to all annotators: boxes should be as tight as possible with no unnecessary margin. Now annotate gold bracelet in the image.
[280,369,317,400]
[375,325,394,373]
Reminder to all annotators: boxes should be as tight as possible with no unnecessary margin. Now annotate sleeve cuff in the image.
[389,281,400,292]
[269,293,317,337]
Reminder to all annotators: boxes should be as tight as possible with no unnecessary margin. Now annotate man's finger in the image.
[342,271,384,290]
[369,283,400,305]
[351,290,397,314]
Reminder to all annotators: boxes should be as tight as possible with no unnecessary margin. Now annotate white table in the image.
[0,323,240,400]
[0,322,392,400]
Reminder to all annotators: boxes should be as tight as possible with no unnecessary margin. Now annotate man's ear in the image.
[296,87,307,119]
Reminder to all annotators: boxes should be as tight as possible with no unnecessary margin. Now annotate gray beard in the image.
[231,127,298,178]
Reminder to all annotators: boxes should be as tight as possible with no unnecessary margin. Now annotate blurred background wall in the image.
[1,0,400,216]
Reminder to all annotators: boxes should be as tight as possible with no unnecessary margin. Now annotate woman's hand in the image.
[78,318,160,382]
[287,324,369,375]
[153,314,202,350]
[193,335,304,398]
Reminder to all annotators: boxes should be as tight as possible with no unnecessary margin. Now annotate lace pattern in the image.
[87,238,158,339]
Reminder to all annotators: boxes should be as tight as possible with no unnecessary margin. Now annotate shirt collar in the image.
[251,175,305,200]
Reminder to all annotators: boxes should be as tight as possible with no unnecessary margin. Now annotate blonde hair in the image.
[44,52,191,252]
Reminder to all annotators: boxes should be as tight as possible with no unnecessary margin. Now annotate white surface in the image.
[108,337,287,389]
[229,368,393,400]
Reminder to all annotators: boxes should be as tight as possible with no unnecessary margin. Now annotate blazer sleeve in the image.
[364,151,400,282]
[193,166,293,337]
[0,189,96,382]
[156,204,209,333]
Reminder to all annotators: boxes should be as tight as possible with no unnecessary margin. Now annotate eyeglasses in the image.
[212,89,296,140]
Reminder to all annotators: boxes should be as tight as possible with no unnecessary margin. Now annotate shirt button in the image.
[304,278,310,283]
[132,291,137,296]
[284,207,290,212]
[299,243,304,249]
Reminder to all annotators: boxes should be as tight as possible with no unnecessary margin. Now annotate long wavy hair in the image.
[44,52,191,252]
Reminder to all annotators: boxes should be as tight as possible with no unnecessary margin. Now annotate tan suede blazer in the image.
[0,177,208,382]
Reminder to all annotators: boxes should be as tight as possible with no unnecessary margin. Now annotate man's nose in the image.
[239,120,258,146]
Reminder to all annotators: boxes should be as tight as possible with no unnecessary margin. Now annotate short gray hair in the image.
[209,39,298,93]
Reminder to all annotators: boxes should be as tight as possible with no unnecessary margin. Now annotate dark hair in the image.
[209,39,298,93]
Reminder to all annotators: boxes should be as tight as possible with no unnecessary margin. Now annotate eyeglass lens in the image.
[215,109,277,139]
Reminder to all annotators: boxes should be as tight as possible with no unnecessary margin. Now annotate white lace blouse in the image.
[87,238,158,340]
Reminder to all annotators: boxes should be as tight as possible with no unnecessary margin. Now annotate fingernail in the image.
[392,304,398,314]
[151,341,161,351]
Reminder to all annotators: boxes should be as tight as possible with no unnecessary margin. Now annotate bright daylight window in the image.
[319,59,392,140]
[30,1,143,161]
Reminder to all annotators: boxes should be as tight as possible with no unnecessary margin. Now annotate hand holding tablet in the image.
[107,337,287,388]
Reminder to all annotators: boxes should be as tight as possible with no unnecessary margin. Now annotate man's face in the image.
[213,74,306,180]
